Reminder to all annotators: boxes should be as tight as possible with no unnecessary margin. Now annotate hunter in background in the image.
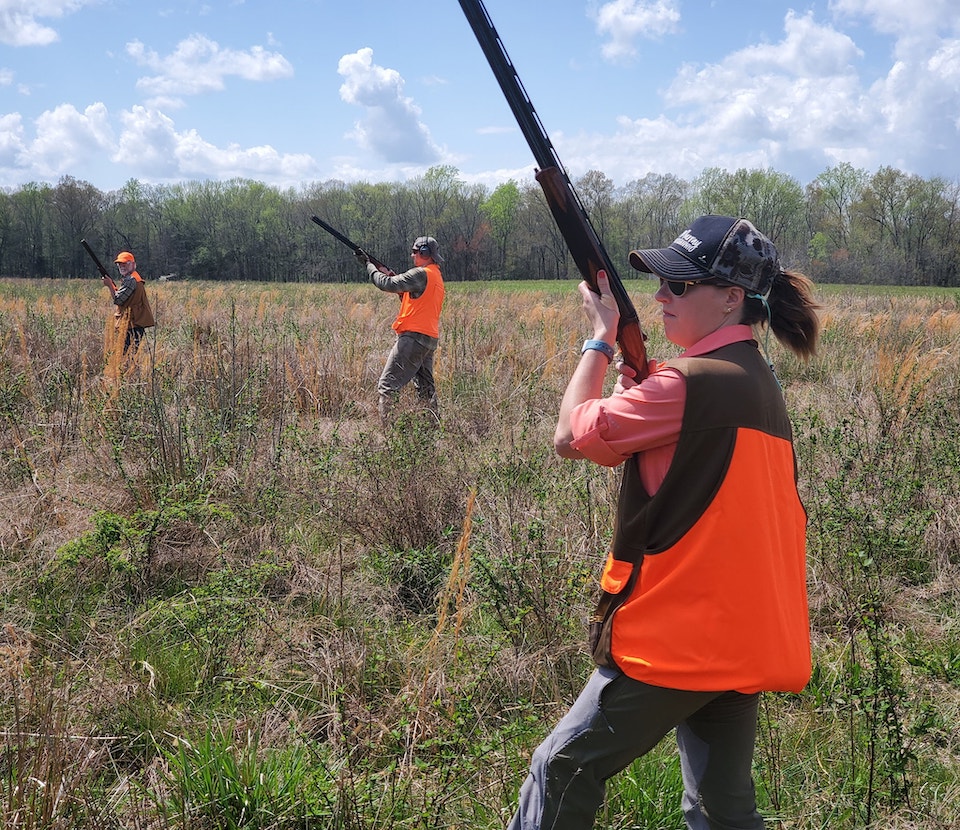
[110,251,155,354]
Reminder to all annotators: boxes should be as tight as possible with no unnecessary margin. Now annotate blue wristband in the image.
[581,339,614,363]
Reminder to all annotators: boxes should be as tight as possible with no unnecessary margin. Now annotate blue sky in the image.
[1,0,959,193]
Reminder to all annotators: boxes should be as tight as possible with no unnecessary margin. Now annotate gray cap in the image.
[413,236,443,263]
[629,215,780,295]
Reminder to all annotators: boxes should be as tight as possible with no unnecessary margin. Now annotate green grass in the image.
[1,278,959,828]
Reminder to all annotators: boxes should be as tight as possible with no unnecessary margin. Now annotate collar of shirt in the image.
[679,324,756,358]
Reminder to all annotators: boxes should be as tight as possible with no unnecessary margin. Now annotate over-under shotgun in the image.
[457,0,648,375]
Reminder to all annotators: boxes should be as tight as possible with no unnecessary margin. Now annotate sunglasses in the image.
[659,277,722,297]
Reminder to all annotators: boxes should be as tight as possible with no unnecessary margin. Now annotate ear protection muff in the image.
[416,243,431,255]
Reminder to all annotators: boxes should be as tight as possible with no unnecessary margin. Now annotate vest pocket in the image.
[590,556,641,668]
[600,557,633,592]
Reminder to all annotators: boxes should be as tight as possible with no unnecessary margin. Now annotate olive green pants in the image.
[377,332,438,417]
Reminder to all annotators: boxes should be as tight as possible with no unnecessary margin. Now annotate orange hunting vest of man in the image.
[392,262,444,338]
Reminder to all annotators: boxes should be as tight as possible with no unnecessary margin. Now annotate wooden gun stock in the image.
[535,168,647,373]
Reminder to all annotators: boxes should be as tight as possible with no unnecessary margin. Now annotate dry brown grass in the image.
[1,276,959,829]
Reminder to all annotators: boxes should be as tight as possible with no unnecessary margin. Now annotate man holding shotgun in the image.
[82,240,155,355]
[110,251,155,354]
[356,236,445,422]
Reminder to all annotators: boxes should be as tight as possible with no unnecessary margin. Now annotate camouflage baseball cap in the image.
[412,236,444,263]
[629,215,780,295]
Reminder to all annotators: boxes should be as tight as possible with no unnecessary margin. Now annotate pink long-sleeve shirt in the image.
[568,325,758,495]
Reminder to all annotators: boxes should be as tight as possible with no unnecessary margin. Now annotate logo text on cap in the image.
[673,231,701,253]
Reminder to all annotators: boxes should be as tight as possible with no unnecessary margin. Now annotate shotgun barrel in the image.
[457,0,648,375]
[81,239,118,293]
[310,215,392,275]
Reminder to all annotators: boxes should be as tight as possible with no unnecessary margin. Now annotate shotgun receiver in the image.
[310,215,394,275]
[457,0,648,376]
[80,239,118,293]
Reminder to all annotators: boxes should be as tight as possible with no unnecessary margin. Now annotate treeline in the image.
[2,162,959,285]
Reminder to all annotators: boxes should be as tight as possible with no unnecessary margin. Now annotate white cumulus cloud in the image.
[29,101,113,176]
[0,0,88,47]
[0,101,318,187]
[592,0,682,61]
[830,0,959,36]
[0,112,26,169]
[114,105,317,182]
[561,3,960,184]
[127,34,294,107]
[337,47,441,165]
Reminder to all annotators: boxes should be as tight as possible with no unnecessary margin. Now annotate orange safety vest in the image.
[392,263,444,338]
[595,342,811,694]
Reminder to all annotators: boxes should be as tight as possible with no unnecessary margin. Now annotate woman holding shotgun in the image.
[510,215,820,830]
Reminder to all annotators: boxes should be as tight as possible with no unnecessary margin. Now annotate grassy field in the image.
[1,276,959,829]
